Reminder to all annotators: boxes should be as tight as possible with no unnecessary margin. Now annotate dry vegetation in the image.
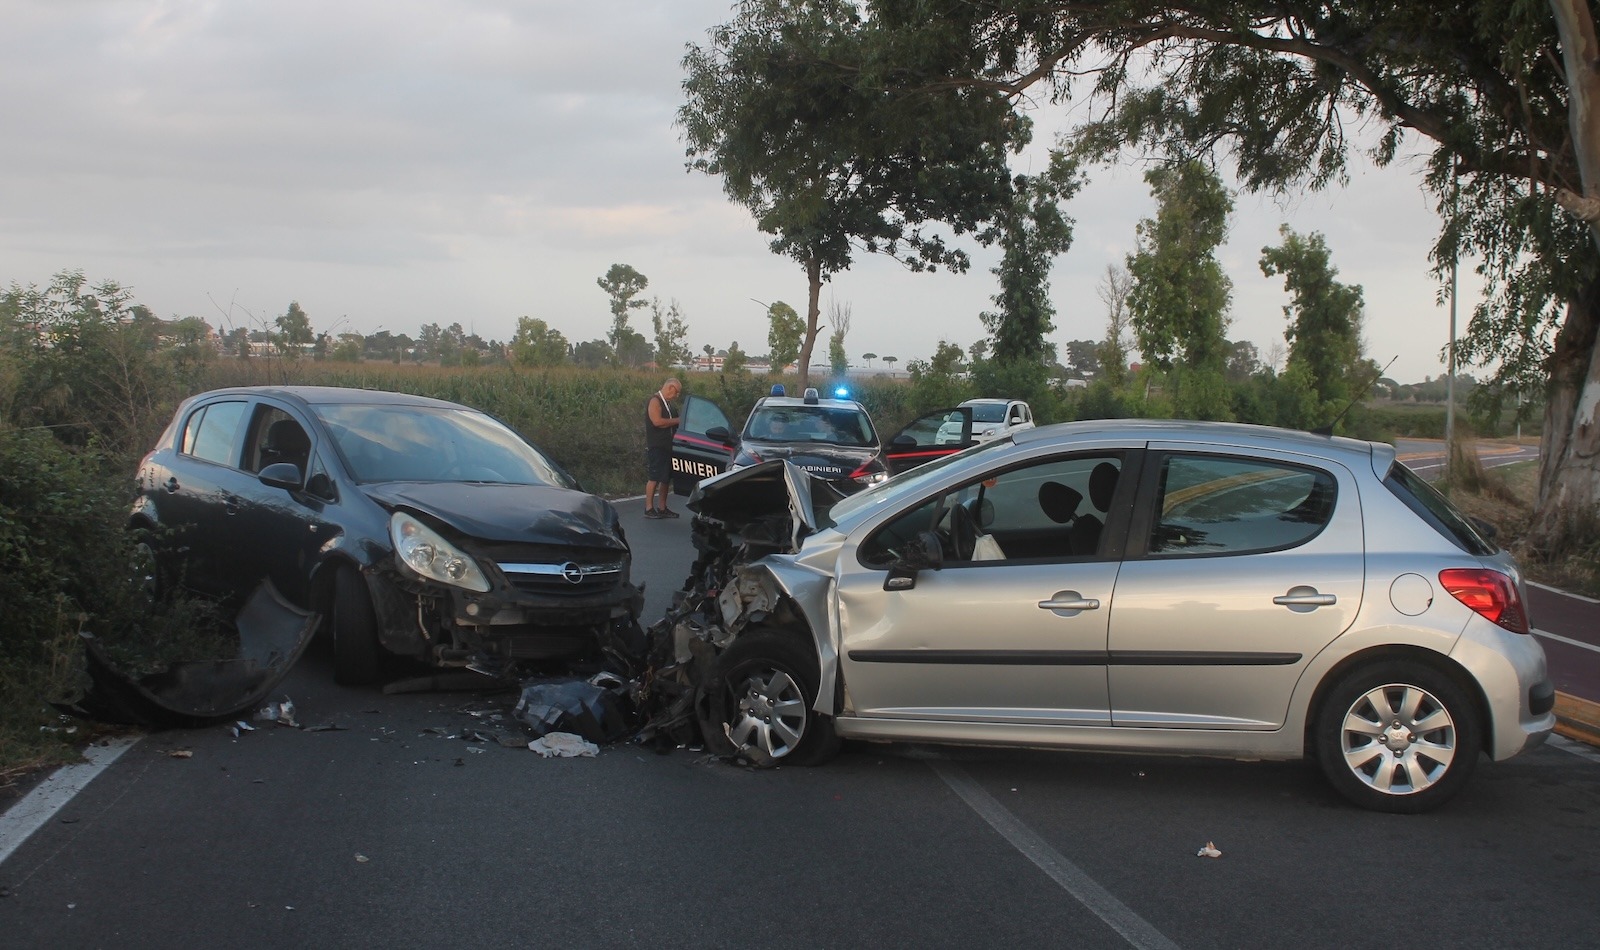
[1443,443,1600,598]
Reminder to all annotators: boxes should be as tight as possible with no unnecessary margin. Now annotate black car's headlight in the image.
[389,512,490,592]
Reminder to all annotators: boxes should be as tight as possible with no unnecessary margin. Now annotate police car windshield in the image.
[745,405,876,447]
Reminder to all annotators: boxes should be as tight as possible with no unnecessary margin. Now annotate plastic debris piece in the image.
[1196,842,1222,858]
[235,720,256,732]
[168,749,193,759]
[255,697,298,727]
[528,732,599,758]
[355,854,369,863]
[514,676,632,743]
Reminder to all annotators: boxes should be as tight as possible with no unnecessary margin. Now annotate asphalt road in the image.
[4,496,1600,949]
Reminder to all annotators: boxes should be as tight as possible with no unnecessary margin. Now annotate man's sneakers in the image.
[645,506,681,520]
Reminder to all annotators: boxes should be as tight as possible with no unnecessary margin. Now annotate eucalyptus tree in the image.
[1259,226,1366,413]
[680,0,1024,389]
[597,264,649,366]
[979,151,1083,377]
[1125,160,1235,419]
[847,0,1600,551]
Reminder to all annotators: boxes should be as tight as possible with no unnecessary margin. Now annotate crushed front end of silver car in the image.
[635,460,840,759]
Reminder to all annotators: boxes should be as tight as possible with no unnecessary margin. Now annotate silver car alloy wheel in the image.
[728,667,808,760]
[1338,682,1458,796]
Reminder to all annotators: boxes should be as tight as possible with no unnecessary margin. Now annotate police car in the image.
[671,385,990,494]
[671,386,896,495]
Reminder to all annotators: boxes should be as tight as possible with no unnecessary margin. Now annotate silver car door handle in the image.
[1273,590,1337,607]
[1038,596,1100,611]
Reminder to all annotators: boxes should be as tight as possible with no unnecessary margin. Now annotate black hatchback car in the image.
[132,386,643,684]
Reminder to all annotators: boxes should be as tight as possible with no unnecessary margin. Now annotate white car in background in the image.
[938,398,1033,444]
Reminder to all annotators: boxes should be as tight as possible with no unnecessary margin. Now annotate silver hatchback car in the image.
[660,420,1555,813]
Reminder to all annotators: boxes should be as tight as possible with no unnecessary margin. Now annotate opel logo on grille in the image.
[560,562,585,585]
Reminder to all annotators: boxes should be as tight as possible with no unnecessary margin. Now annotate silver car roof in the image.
[1012,419,1392,476]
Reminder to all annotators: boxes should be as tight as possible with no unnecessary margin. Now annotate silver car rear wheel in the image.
[1316,660,1479,813]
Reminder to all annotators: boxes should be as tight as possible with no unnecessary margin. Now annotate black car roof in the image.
[193,385,471,412]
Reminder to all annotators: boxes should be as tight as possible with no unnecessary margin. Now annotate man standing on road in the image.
[644,377,682,519]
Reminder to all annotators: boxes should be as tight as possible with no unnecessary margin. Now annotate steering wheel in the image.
[938,502,978,562]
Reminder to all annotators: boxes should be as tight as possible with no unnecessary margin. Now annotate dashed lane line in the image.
[1534,628,1600,655]
[930,758,1180,950]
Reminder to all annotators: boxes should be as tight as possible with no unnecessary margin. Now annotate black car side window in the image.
[1146,454,1336,557]
[181,401,249,466]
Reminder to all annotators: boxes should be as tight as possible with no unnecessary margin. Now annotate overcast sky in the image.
[1,0,1473,384]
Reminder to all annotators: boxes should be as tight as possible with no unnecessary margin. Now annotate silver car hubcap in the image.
[728,668,807,759]
[1339,683,1456,795]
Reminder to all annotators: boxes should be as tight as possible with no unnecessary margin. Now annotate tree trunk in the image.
[1530,279,1600,554]
[795,255,824,391]
[1530,1,1600,554]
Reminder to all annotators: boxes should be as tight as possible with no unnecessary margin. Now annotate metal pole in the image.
[1445,167,1458,478]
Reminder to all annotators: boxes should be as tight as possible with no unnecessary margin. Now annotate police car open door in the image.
[670,394,734,495]
[884,406,972,475]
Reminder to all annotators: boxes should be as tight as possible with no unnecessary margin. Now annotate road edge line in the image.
[0,736,140,867]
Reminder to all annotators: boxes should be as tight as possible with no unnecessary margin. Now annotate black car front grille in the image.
[499,559,625,596]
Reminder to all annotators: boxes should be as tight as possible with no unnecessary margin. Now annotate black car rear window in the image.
[1383,461,1496,555]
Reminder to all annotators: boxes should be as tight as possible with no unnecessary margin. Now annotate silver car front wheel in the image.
[707,631,840,768]
[1316,660,1479,813]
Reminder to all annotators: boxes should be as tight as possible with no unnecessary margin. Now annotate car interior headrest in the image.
[1038,480,1083,524]
[1088,462,1118,512]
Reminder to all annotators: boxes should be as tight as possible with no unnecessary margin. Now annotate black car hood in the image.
[363,482,626,550]
[736,440,879,479]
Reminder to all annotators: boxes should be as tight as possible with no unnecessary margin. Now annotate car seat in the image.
[1069,462,1119,556]
[261,419,311,473]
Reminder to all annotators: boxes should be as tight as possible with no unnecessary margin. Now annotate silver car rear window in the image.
[1383,461,1496,556]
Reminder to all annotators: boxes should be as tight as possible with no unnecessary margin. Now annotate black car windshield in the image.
[967,403,1007,423]
[315,404,573,487]
[744,405,877,448]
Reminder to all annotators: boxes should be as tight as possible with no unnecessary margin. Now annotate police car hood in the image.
[736,439,878,479]
[363,481,627,550]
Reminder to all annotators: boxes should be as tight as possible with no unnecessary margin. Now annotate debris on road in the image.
[529,732,599,758]
[513,675,632,743]
[1196,841,1222,858]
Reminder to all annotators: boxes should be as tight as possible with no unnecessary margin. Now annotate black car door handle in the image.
[223,495,241,514]
[164,477,179,493]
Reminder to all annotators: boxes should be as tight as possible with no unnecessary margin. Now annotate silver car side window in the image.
[1147,454,1336,557]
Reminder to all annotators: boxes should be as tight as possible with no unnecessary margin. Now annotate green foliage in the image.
[680,0,1027,381]
[765,301,804,371]
[1126,161,1234,375]
[980,152,1083,366]
[722,342,750,376]
[905,341,974,413]
[511,317,571,368]
[828,331,848,376]
[597,264,650,365]
[274,301,314,359]
[1259,226,1366,413]
[650,299,692,369]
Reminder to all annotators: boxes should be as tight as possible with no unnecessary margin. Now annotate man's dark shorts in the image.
[646,445,671,482]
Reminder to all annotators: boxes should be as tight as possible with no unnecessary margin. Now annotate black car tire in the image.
[1314,660,1480,813]
[332,566,383,686]
[706,631,840,768]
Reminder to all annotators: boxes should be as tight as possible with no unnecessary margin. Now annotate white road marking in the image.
[0,736,139,867]
[1549,735,1600,765]
[1530,581,1600,605]
[929,759,1180,950]
[1533,628,1600,655]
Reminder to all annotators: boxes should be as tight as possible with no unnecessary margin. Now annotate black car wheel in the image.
[1315,660,1480,813]
[332,566,382,686]
[707,631,839,767]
